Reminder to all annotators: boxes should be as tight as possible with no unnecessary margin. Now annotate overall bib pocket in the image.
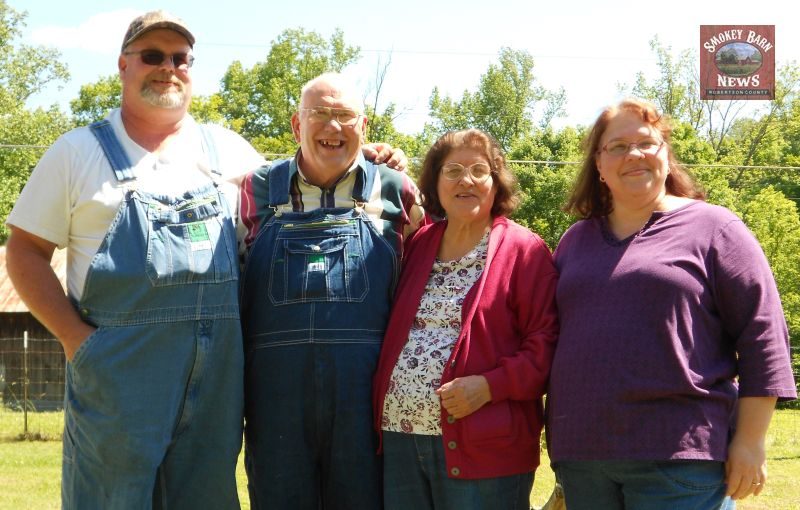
[145,196,237,286]
[268,223,368,305]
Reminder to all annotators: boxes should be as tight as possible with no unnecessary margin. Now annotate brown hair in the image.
[418,129,519,218]
[565,99,705,219]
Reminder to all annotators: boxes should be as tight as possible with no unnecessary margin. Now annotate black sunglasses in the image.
[123,49,195,68]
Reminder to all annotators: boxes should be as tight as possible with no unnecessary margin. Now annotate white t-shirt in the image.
[6,109,266,299]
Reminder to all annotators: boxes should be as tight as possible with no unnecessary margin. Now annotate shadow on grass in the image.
[0,432,61,443]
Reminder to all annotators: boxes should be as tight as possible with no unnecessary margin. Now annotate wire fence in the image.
[0,335,797,412]
[0,336,66,412]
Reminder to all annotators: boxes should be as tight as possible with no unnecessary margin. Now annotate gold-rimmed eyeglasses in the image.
[300,107,361,126]
[441,162,493,182]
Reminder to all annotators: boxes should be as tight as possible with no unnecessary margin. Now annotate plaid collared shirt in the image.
[239,154,424,261]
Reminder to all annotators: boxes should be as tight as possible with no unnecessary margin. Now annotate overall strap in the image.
[198,124,222,176]
[351,158,378,203]
[267,159,294,207]
[89,120,136,182]
[266,157,376,208]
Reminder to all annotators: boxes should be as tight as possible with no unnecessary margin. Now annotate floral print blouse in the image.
[381,232,488,435]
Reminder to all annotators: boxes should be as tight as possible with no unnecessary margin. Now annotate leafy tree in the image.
[217,28,360,143]
[763,95,800,205]
[622,36,751,156]
[730,63,800,170]
[364,104,424,164]
[506,127,583,248]
[739,187,800,348]
[426,86,474,134]
[628,37,704,130]
[670,121,717,165]
[189,94,226,125]
[0,1,69,112]
[70,74,121,126]
[781,95,800,166]
[0,106,72,242]
[425,48,564,152]
[511,163,577,250]
[692,167,742,217]
[1,1,72,243]
[247,131,297,157]
[699,64,800,216]
[509,126,583,163]
[70,74,229,127]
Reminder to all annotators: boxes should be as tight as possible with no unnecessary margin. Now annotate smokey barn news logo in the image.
[700,25,775,100]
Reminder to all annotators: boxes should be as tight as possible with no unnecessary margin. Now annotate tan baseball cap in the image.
[121,10,195,51]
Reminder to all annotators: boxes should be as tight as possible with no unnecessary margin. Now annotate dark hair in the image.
[418,129,519,218]
[565,98,705,219]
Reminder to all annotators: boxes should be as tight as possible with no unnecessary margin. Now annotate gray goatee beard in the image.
[140,83,187,109]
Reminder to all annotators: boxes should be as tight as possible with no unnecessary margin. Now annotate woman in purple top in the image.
[547,99,796,510]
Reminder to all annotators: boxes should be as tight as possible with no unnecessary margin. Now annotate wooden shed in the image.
[0,246,67,410]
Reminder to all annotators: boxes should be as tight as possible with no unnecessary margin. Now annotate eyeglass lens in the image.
[305,107,359,126]
[442,163,492,180]
[135,50,194,68]
[604,140,661,156]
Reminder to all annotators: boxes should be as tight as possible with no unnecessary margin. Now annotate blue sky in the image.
[17,0,798,133]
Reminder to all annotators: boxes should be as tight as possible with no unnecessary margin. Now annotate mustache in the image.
[148,73,184,86]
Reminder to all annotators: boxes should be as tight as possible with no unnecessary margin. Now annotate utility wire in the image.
[4,147,800,171]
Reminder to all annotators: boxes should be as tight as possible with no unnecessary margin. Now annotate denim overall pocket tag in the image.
[188,222,212,252]
[308,254,325,272]
[145,194,236,286]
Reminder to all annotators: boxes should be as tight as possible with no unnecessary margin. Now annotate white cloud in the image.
[30,9,142,55]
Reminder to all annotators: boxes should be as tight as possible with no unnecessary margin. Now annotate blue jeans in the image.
[555,460,735,510]
[383,431,533,510]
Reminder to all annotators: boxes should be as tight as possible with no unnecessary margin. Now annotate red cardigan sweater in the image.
[373,216,559,479]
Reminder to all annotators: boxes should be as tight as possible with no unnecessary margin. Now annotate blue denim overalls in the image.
[61,120,244,509]
[241,160,400,509]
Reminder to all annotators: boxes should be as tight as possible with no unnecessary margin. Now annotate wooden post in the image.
[23,331,28,434]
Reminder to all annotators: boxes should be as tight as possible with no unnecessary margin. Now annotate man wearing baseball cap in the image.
[6,10,404,509]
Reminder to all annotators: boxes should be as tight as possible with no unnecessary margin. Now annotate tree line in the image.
[1,2,798,399]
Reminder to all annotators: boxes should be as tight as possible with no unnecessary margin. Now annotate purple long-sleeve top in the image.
[548,200,796,462]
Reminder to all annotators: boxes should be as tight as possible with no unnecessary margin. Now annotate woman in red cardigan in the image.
[373,128,559,509]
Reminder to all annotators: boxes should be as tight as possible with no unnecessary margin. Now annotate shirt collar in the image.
[294,149,365,188]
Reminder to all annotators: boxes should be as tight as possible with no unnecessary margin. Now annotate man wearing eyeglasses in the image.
[239,73,425,509]
[6,11,405,510]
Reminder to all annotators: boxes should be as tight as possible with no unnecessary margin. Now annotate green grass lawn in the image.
[1,408,798,509]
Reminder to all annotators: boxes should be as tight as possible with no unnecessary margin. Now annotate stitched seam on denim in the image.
[83,307,239,326]
[654,462,725,491]
[251,338,382,349]
[363,214,399,291]
[248,327,384,334]
[267,222,370,305]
